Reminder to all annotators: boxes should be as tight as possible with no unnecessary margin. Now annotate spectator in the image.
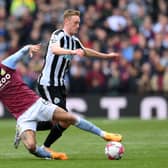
[105,8,127,33]
[128,25,140,46]
[107,61,121,95]
[1,0,168,94]
[86,60,106,93]
[10,0,36,18]
[160,49,168,67]
[153,13,168,34]
[120,36,134,62]
[138,62,151,94]
[139,15,154,41]
[0,21,8,61]
[69,61,86,94]
[163,67,168,93]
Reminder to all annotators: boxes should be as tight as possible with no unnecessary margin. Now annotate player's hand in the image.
[75,49,85,57]
[29,44,41,57]
[107,52,121,61]
[71,49,85,57]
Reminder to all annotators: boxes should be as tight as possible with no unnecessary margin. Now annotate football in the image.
[105,141,125,160]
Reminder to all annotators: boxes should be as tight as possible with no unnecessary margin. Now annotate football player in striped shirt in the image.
[37,9,121,152]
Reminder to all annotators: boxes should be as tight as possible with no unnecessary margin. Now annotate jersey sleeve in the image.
[2,46,29,69]
[74,37,85,49]
[50,31,64,46]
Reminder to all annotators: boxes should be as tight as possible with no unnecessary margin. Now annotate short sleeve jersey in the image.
[0,64,39,119]
[38,29,84,86]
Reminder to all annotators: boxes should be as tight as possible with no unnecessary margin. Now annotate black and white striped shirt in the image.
[38,29,84,86]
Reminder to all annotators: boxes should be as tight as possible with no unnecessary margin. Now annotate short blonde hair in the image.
[63,9,80,19]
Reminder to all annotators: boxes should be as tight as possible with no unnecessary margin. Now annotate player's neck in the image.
[63,28,72,36]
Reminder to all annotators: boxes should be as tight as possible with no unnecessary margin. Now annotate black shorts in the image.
[37,84,67,111]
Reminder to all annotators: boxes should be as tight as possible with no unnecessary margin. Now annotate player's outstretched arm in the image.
[51,43,78,55]
[2,44,41,69]
[83,48,121,60]
[29,44,41,57]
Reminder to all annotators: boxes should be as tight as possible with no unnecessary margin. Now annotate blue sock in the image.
[32,146,51,158]
[74,118,105,137]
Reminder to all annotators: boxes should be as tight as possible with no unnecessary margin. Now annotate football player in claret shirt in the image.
[0,44,122,160]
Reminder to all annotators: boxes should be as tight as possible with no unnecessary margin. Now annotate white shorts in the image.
[16,98,58,136]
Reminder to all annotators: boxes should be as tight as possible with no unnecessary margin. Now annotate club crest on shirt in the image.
[0,68,6,76]
[54,97,60,104]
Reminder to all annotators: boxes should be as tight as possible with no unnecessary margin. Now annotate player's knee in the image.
[65,114,77,125]
[59,121,71,128]
[26,142,36,153]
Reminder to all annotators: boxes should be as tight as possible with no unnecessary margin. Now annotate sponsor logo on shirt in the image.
[64,55,72,60]
[0,68,11,88]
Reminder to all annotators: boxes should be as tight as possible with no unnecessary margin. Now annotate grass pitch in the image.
[0,118,167,168]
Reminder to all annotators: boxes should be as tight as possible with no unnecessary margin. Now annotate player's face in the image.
[66,15,80,35]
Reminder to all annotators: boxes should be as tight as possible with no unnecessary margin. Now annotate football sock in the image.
[37,121,53,131]
[32,146,51,158]
[74,117,105,137]
[44,123,66,148]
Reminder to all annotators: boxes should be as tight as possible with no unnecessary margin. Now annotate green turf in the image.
[0,118,167,168]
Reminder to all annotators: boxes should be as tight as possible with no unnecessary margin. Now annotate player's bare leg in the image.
[52,107,122,142]
[21,130,38,154]
[20,130,68,160]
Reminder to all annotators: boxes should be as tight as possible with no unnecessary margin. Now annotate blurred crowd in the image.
[1,0,168,95]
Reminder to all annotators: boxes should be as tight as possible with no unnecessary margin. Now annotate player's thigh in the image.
[53,106,76,125]
[17,116,37,136]
[17,99,55,134]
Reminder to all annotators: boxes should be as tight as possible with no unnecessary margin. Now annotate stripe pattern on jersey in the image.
[38,29,84,86]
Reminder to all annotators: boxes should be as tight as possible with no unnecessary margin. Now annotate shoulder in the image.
[72,35,81,42]
[51,29,65,40]
[1,62,15,71]
[53,29,64,36]
[50,29,65,43]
